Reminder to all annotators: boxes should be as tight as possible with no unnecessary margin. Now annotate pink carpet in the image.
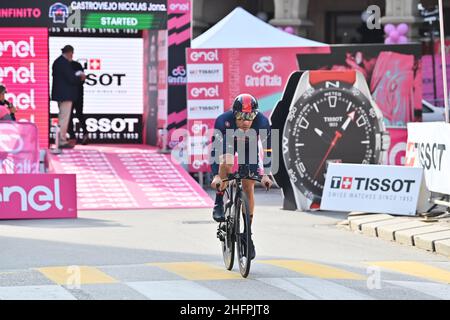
[48,145,214,211]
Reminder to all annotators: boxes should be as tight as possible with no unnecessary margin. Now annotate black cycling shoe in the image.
[249,239,256,260]
[240,234,256,260]
[213,203,225,222]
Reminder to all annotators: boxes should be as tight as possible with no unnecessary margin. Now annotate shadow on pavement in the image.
[0,235,219,271]
[0,218,124,229]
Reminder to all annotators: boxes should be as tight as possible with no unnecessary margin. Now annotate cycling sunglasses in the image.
[235,111,257,121]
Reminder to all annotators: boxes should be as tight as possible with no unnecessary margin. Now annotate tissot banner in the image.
[406,122,450,195]
[50,114,142,143]
[49,36,144,143]
[321,163,423,216]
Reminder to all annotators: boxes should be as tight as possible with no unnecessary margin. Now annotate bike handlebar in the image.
[216,175,271,191]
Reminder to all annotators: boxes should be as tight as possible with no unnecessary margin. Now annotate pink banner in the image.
[0,121,39,174]
[0,28,49,148]
[422,53,450,106]
[387,127,408,166]
[0,174,77,220]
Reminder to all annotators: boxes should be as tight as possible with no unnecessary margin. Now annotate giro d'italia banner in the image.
[0,28,49,148]
[185,46,328,172]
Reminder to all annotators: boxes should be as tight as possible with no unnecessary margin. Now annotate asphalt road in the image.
[0,188,449,300]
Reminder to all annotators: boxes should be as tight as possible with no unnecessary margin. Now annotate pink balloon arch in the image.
[384,23,409,44]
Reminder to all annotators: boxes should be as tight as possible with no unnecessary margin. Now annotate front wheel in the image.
[221,185,235,270]
[236,192,252,278]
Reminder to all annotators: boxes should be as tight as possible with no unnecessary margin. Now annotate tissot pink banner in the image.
[0,174,77,220]
[0,28,49,148]
[0,121,39,174]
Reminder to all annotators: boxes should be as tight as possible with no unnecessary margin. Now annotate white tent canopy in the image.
[192,7,326,49]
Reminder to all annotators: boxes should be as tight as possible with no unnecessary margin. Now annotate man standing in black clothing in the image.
[68,59,88,145]
[51,45,85,148]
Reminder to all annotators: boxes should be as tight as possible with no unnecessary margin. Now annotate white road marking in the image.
[0,285,76,300]
[386,281,450,300]
[126,280,228,300]
[258,278,373,300]
[257,278,317,299]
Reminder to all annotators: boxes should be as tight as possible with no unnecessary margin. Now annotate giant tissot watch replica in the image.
[271,70,390,211]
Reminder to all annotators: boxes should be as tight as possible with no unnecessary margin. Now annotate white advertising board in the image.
[321,163,424,216]
[49,36,143,115]
[406,122,450,195]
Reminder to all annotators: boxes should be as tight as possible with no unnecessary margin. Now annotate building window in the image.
[325,11,384,44]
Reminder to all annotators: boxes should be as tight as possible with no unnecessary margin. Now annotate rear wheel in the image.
[221,184,235,270]
[236,192,252,278]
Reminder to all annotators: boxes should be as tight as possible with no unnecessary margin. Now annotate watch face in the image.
[282,80,382,202]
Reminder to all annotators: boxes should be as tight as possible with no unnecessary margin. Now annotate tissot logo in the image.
[415,142,446,171]
[324,116,343,123]
[330,176,352,189]
[331,176,416,193]
[89,58,101,70]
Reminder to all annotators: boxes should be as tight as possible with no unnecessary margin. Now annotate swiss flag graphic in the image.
[89,59,101,70]
[51,118,59,126]
[341,177,353,189]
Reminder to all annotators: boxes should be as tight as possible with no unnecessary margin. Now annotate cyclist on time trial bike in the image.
[210,93,273,259]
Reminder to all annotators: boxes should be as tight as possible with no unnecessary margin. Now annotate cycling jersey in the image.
[210,110,272,176]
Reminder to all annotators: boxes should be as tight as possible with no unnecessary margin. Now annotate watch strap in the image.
[309,70,356,86]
